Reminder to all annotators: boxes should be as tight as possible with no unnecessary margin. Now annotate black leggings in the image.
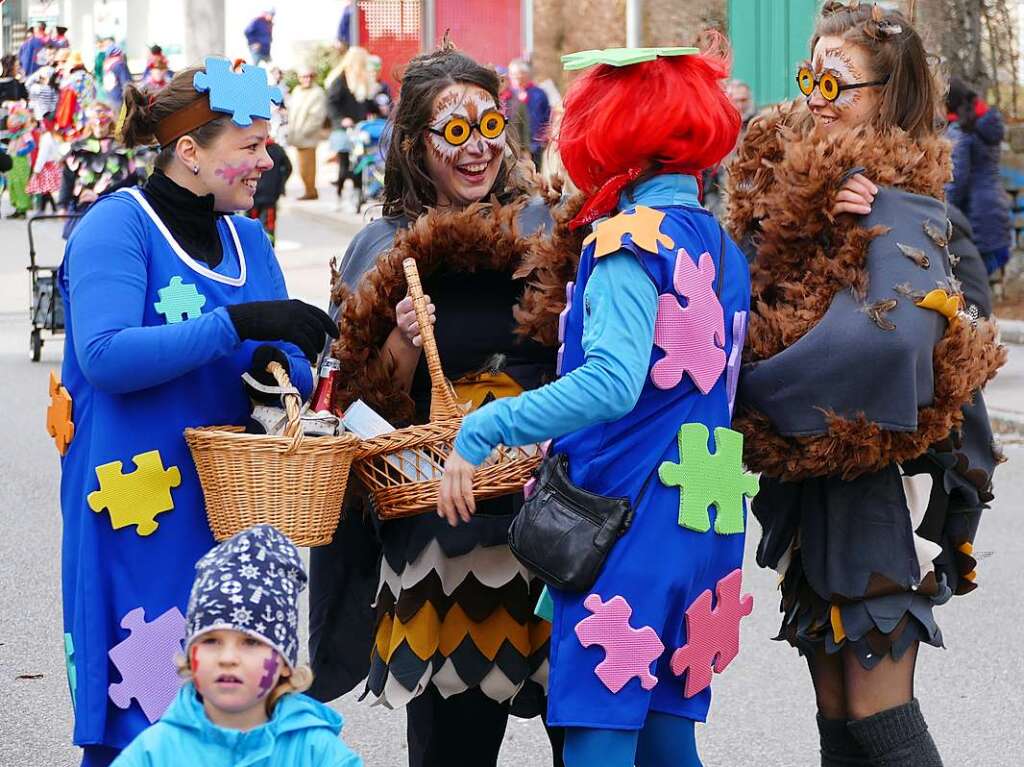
[335,152,363,196]
[406,686,565,767]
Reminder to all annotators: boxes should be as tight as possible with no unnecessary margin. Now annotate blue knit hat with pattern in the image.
[185,525,306,668]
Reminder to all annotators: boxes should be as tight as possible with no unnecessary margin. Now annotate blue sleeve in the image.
[947,130,971,210]
[261,232,314,398]
[454,251,658,465]
[64,198,241,394]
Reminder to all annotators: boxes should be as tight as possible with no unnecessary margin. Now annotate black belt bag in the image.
[508,453,654,591]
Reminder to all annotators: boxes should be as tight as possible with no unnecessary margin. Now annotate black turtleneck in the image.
[142,170,224,269]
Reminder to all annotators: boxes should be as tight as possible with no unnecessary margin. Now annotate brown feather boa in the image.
[727,101,1006,481]
[330,193,583,426]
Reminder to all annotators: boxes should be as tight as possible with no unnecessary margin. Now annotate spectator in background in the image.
[0,54,29,104]
[366,54,391,102]
[26,65,59,120]
[337,0,355,50]
[502,58,550,170]
[19,24,48,78]
[102,45,132,109]
[288,67,328,200]
[142,51,172,93]
[245,8,276,65]
[946,76,1013,276]
[94,36,113,94]
[51,26,71,50]
[247,137,292,244]
[326,46,375,209]
[56,52,97,134]
[704,78,755,216]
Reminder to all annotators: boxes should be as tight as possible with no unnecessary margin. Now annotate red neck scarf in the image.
[569,163,705,230]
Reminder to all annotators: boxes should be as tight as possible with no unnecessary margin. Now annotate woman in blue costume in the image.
[56,61,337,767]
[441,43,751,767]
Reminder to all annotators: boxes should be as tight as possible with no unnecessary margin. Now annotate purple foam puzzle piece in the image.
[108,606,186,723]
[669,569,753,698]
[575,593,665,693]
[650,248,726,393]
[556,281,575,377]
[726,311,747,416]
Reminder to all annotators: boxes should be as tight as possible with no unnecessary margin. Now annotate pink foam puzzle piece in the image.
[669,569,753,698]
[108,606,186,723]
[726,311,747,416]
[651,248,727,394]
[575,593,665,694]
[556,281,575,377]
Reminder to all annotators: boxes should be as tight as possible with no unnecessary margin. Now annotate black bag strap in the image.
[715,223,727,298]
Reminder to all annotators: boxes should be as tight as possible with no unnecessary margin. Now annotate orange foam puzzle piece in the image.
[583,205,675,259]
[46,371,75,455]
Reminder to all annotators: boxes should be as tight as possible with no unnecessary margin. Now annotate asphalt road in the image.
[1,188,1021,766]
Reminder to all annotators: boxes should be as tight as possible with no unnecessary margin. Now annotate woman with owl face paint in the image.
[310,44,566,767]
[728,4,1005,765]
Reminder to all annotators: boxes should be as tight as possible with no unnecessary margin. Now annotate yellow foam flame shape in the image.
[915,289,961,321]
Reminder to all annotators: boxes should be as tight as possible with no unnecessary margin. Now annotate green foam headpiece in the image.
[561,47,699,71]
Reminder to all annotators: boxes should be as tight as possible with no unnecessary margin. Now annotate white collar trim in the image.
[124,187,248,287]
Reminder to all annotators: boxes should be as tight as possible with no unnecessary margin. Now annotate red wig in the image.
[558,36,740,225]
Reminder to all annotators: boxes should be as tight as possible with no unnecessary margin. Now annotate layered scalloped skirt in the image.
[363,499,550,712]
[753,455,983,670]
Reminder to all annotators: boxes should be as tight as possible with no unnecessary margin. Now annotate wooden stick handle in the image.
[402,258,460,421]
[268,360,304,451]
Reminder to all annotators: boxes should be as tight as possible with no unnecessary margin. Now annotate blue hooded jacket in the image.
[111,684,363,767]
[946,108,1012,255]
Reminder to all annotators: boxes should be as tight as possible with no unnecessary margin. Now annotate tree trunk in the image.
[185,0,226,64]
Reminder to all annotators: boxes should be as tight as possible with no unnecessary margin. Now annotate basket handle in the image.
[267,361,304,452]
[402,258,461,421]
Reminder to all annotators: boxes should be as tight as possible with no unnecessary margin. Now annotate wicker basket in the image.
[185,362,359,546]
[354,258,542,520]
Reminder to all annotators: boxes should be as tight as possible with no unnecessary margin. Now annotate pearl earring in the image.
[192,165,200,175]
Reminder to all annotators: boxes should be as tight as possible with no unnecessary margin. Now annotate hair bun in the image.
[118,84,157,147]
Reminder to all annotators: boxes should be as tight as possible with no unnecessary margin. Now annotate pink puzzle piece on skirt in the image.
[670,569,753,698]
[575,593,665,693]
[650,248,726,394]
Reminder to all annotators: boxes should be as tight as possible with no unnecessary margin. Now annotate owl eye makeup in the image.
[799,48,888,110]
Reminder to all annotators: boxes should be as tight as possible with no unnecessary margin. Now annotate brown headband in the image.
[154,94,222,148]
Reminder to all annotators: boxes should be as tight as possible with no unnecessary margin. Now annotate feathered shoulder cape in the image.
[330,194,581,426]
[727,102,1005,482]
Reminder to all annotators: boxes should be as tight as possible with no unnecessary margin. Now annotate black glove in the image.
[244,344,291,405]
[228,299,339,362]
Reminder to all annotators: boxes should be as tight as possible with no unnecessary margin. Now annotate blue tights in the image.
[563,712,703,767]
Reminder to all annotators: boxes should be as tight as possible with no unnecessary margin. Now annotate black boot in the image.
[818,713,871,766]
[847,699,943,766]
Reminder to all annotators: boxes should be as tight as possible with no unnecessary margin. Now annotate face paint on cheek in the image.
[819,48,864,111]
[427,133,461,165]
[257,654,278,698]
[215,161,257,185]
[190,645,200,691]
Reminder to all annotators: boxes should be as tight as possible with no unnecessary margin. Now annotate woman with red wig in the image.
[440,41,750,766]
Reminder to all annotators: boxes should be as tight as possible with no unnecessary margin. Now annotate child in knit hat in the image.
[112,525,362,767]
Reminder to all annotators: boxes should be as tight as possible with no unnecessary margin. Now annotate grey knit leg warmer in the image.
[847,699,943,767]
[817,714,871,766]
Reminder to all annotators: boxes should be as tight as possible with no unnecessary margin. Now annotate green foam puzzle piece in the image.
[64,632,77,708]
[562,47,699,71]
[154,276,207,324]
[87,450,182,536]
[658,423,758,535]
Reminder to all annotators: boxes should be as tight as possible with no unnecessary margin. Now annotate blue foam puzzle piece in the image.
[193,57,283,127]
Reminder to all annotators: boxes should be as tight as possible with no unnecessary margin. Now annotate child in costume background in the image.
[246,137,291,245]
[441,39,750,767]
[111,525,362,767]
[56,60,337,767]
[4,103,37,218]
[27,116,63,211]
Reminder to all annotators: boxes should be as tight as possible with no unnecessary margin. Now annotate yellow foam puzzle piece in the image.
[583,205,675,259]
[46,371,75,456]
[87,450,182,536]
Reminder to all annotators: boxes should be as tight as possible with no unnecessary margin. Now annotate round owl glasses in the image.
[428,109,507,147]
[796,66,889,102]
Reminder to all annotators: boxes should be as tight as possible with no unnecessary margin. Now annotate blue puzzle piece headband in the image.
[153,57,284,147]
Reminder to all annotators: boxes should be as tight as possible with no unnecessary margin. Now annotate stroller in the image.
[349,115,389,212]
[28,214,79,361]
